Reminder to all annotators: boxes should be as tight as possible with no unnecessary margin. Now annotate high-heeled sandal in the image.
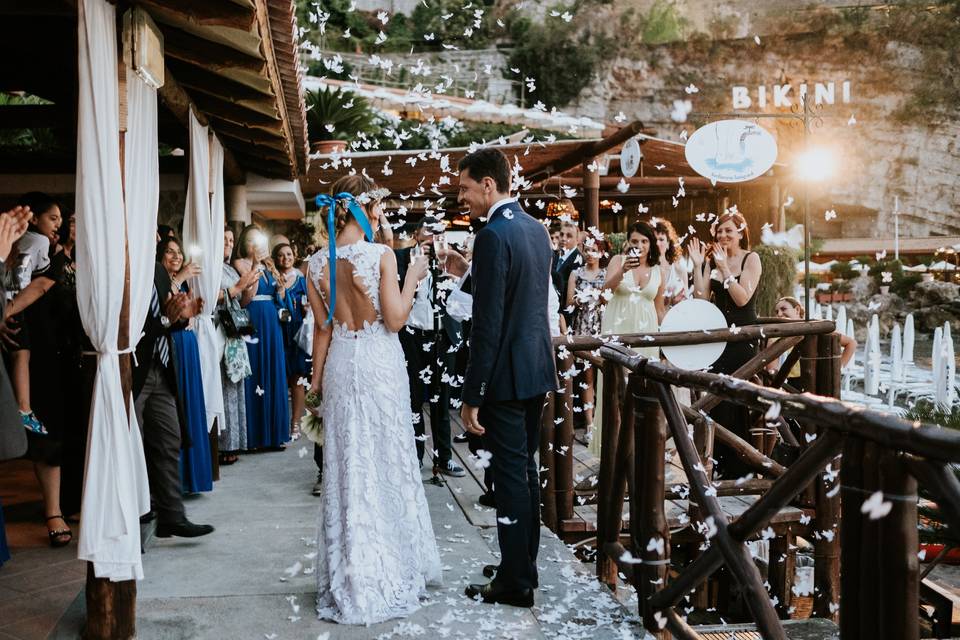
[45,515,73,548]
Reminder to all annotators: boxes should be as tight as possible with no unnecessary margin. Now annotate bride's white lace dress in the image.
[308,241,442,625]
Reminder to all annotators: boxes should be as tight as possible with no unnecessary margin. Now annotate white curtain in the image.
[75,0,150,582]
[180,112,225,431]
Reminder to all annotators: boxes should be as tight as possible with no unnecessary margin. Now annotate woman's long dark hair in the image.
[627,221,660,266]
[17,191,58,234]
[652,218,681,263]
[233,224,263,262]
[156,236,182,265]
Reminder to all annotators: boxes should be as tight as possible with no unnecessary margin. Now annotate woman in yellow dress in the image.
[589,221,665,457]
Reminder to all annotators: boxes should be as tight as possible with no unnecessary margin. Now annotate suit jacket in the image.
[463,201,558,406]
[0,261,26,461]
[395,245,462,346]
[132,262,185,400]
[551,248,581,304]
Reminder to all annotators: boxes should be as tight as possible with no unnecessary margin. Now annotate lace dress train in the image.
[309,242,442,625]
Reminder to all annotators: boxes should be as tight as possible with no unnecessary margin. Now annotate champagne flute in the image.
[433,234,449,275]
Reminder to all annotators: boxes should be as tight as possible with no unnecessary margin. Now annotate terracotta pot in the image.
[311,140,347,154]
[879,285,890,295]
[816,292,832,304]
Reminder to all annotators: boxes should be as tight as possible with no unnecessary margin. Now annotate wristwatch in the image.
[160,315,171,329]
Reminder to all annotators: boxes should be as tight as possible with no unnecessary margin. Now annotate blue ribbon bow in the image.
[314,192,376,325]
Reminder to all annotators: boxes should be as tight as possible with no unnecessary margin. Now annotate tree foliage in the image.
[754,244,798,317]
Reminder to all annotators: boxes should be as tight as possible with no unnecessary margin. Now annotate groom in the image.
[457,148,557,607]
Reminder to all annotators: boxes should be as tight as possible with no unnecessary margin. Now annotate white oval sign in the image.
[659,299,728,371]
[684,120,777,183]
[620,137,641,178]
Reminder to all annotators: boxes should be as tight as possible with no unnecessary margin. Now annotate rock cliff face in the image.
[570,4,960,240]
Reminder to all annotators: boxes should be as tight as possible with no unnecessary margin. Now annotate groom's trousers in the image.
[480,394,545,591]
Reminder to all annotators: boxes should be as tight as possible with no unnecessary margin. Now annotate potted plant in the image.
[834,280,853,302]
[815,284,833,304]
[306,86,380,154]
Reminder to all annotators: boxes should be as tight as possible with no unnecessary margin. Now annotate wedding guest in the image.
[565,234,607,431]
[771,296,857,383]
[3,192,72,546]
[652,218,689,311]
[0,205,34,562]
[52,213,92,519]
[218,227,258,464]
[551,212,580,300]
[274,242,311,440]
[158,237,212,494]
[591,221,664,457]
[689,208,762,477]
[395,216,466,478]
[133,251,213,538]
[233,224,289,451]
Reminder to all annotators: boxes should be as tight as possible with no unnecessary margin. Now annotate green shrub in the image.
[906,400,960,545]
[829,261,858,280]
[641,0,688,45]
[306,87,380,143]
[411,0,493,48]
[754,244,799,317]
[606,232,626,256]
[507,15,607,109]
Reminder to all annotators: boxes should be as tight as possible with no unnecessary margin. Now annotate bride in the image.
[306,175,442,624]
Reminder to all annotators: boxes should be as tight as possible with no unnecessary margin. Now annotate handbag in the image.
[223,337,253,383]
[218,287,254,338]
[294,311,314,354]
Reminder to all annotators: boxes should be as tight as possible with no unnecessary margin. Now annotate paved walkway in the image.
[48,439,646,639]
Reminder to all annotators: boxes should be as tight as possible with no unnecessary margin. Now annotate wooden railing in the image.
[541,320,959,639]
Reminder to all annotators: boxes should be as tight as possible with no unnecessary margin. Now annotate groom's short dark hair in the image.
[458,148,511,194]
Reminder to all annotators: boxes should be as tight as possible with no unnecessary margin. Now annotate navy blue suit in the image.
[464,200,557,591]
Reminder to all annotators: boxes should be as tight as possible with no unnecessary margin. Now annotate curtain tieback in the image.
[81,345,139,368]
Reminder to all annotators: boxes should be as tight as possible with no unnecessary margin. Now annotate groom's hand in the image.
[461,404,484,436]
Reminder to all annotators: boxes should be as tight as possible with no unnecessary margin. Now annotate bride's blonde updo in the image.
[328,174,380,234]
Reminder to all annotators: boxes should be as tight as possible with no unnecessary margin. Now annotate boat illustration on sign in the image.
[684,120,778,183]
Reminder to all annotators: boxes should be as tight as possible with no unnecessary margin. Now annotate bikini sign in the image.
[731,81,852,110]
[684,120,778,183]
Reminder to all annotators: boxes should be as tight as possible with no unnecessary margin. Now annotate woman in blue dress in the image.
[273,243,311,440]
[158,237,213,493]
[233,225,290,450]
[0,499,10,567]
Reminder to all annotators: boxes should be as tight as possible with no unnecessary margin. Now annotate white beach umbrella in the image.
[891,323,903,383]
[903,313,915,363]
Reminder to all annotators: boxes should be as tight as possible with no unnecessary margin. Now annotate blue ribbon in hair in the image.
[314,192,376,325]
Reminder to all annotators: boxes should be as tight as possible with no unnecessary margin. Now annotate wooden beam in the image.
[190,91,280,127]
[159,24,265,74]
[167,59,274,101]
[252,0,298,180]
[526,120,646,183]
[135,0,257,32]
[157,67,245,185]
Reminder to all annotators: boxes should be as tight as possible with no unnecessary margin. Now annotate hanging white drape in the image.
[180,112,225,431]
[75,0,150,582]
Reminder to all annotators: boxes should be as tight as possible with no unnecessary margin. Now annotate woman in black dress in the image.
[689,209,762,478]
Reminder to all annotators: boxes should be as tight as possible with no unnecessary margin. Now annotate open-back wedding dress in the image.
[309,241,442,625]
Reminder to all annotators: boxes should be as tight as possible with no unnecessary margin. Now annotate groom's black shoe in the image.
[464,581,534,607]
[482,564,538,588]
[155,519,214,538]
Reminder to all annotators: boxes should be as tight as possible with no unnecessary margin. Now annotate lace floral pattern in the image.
[307,243,443,624]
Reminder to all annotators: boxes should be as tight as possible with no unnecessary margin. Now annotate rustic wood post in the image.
[877,449,919,640]
[798,334,819,507]
[768,530,796,619]
[595,360,623,587]
[582,158,600,230]
[632,376,669,639]
[555,353,575,525]
[839,436,864,638]
[813,333,841,621]
[539,391,557,532]
[85,54,136,639]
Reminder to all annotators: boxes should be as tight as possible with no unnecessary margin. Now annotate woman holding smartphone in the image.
[590,221,665,457]
[233,224,289,451]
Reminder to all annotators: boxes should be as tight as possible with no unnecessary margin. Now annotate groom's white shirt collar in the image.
[486,196,518,221]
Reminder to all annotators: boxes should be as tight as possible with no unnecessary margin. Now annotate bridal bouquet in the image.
[300,389,324,445]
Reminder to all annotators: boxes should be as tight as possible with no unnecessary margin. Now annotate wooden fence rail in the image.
[540,320,960,639]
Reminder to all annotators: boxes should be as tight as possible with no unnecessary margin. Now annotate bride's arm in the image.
[306,275,332,394]
[379,249,428,332]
